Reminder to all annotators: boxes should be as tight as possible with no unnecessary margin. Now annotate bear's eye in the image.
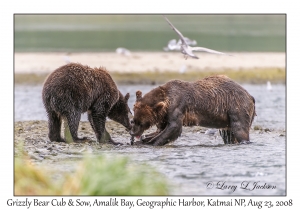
[133,120,140,126]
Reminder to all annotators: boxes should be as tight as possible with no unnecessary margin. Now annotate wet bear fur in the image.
[42,63,131,143]
[130,75,256,146]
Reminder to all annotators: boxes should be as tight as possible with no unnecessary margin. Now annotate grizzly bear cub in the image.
[42,63,132,143]
[130,75,256,146]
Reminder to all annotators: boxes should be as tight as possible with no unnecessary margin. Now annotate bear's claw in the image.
[130,135,135,145]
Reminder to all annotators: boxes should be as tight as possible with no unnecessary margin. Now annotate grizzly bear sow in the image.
[42,63,132,143]
[130,75,256,146]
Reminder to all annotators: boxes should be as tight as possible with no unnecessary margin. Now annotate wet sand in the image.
[15,52,285,74]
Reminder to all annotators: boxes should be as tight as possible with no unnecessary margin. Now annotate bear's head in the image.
[108,92,132,130]
[130,90,168,138]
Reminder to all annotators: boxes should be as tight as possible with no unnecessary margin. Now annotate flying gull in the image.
[163,37,197,51]
[163,15,230,59]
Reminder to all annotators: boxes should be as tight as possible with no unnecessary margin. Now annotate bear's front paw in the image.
[74,137,93,143]
[108,138,123,146]
[141,135,156,144]
[56,137,66,142]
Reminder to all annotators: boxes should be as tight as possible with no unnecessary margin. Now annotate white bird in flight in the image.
[163,15,231,59]
[163,37,197,51]
[177,37,197,46]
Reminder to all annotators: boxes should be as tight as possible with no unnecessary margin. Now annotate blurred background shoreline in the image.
[14,14,286,85]
[15,52,285,85]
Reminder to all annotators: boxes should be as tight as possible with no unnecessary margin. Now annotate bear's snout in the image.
[125,123,132,131]
[129,124,143,137]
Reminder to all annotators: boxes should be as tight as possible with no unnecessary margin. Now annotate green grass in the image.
[15,153,169,195]
[14,67,286,85]
[14,14,286,52]
[111,68,286,84]
[14,73,47,85]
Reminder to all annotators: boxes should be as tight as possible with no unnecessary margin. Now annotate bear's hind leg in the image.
[219,130,228,144]
[230,120,251,144]
[47,110,64,142]
[219,129,238,144]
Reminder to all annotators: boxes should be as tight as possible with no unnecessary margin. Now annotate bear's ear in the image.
[154,101,168,114]
[136,90,142,101]
[125,93,130,102]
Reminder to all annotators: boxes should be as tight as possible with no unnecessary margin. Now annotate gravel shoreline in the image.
[15,120,285,164]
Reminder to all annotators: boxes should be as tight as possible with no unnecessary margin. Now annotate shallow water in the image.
[101,132,285,195]
[15,84,285,130]
[14,84,286,195]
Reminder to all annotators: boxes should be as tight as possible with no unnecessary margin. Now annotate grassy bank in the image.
[15,154,169,195]
[14,67,286,85]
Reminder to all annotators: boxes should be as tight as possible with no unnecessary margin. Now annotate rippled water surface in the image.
[15,84,286,195]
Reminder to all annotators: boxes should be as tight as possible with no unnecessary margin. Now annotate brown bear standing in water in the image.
[130,75,256,146]
[42,63,132,144]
